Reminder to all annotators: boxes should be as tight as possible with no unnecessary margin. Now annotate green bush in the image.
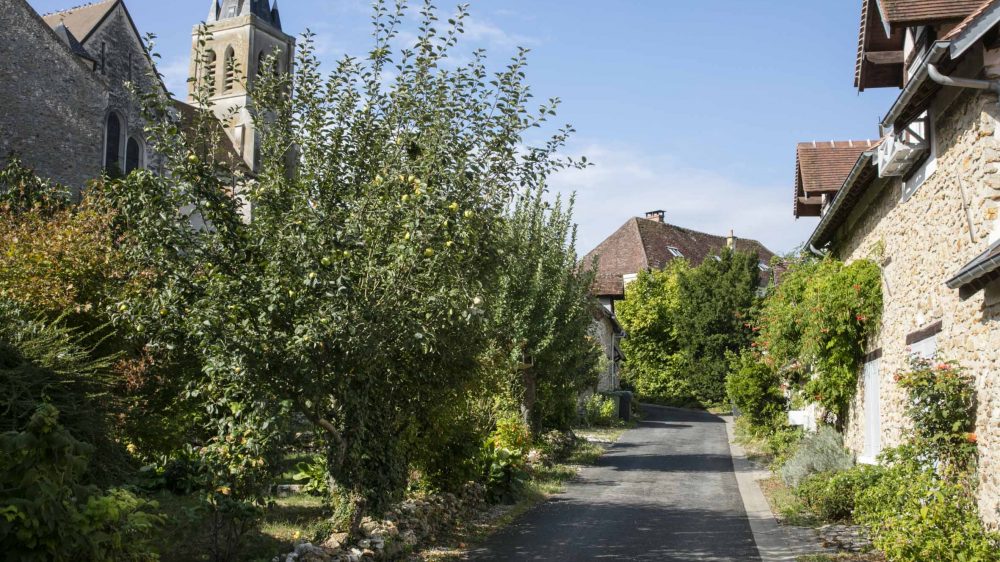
[292,456,331,497]
[779,426,853,487]
[480,444,527,504]
[895,357,977,465]
[726,349,786,432]
[0,405,162,562]
[581,393,619,427]
[855,446,1000,561]
[795,464,882,522]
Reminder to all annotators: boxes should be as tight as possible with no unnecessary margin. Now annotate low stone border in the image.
[723,415,832,562]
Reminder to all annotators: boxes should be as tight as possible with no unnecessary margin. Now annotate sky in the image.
[30,0,900,255]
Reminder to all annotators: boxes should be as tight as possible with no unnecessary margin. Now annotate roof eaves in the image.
[806,150,878,250]
[881,41,951,130]
[950,0,1000,59]
[945,239,1000,297]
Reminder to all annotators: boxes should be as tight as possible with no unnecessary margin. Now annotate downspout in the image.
[927,63,1000,95]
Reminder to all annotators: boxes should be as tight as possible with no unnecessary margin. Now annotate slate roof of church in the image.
[582,217,776,298]
[210,0,283,30]
[50,22,94,61]
[41,0,117,43]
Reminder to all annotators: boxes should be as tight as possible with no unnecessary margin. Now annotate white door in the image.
[861,358,881,463]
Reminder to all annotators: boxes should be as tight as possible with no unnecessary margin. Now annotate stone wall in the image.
[831,83,1000,527]
[83,2,165,174]
[0,0,106,190]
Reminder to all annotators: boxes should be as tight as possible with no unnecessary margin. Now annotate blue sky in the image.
[30,0,898,254]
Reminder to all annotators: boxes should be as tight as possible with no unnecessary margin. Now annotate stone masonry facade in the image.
[0,0,107,189]
[832,80,1000,528]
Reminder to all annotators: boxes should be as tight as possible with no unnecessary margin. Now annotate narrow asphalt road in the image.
[468,405,760,561]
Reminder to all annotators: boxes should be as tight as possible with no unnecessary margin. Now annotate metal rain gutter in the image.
[881,41,951,130]
[805,151,877,251]
[945,241,1000,290]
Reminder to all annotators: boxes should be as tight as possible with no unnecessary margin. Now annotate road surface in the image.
[468,405,760,561]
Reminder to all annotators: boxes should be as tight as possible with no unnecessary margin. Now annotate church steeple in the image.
[191,0,294,173]
[210,0,282,30]
[207,0,220,23]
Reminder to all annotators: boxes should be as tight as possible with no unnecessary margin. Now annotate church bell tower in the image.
[189,0,294,173]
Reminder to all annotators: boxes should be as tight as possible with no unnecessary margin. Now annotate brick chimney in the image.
[645,210,665,223]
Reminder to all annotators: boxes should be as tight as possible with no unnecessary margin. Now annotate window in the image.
[223,47,236,92]
[203,49,217,95]
[125,137,142,174]
[104,113,122,172]
[668,246,683,257]
[860,356,882,464]
[909,334,937,359]
[127,51,132,82]
[100,42,106,74]
[226,4,237,17]
[901,111,936,201]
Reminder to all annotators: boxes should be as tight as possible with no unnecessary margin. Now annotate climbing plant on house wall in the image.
[755,258,882,427]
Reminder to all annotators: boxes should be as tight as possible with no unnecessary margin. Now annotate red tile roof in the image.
[794,141,878,218]
[582,218,776,298]
[878,0,983,26]
[42,0,117,43]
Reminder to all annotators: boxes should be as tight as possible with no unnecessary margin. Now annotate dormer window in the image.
[668,247,683,258]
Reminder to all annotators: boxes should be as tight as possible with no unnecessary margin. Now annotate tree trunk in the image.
[520,366,537,434]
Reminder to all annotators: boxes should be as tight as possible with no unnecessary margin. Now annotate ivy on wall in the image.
[755,258,883,427]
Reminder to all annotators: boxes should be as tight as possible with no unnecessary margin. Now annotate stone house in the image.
[0,0,286,192]
[582,210,777,391]
[795,0,1000,528]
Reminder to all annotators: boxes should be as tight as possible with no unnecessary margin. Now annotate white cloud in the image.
[159,56,190,99]
[462,16,536,50]
[547,142,816,257]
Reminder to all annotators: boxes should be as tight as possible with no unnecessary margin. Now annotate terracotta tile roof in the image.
[582,217,776,298]
[794,141,878,218]
[42,0,117,43]
[878,0,983,26]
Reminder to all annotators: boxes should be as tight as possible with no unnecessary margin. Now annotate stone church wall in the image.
[0,0,106,191]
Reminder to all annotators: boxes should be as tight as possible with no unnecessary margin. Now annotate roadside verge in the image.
[723,415,829,562]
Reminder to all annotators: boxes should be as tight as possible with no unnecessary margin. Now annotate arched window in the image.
[257,50,266,76]
[223,46,236,92]
[104,113,122,173]
[125,137,142,174]
[203,49,217,95]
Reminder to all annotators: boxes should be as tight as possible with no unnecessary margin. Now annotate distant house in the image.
[584,210,778,312]
[793,0,1000,528]
[582,210,777,390]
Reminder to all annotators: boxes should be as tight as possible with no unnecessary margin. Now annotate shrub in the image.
[292,456,331,497]
[581,393,619,427]
[779,426,853,487]
[0,405,162,562]
[855,446,1000,561]
[726,349,786,432]
[895,357,977,465]
[795,464,883,522]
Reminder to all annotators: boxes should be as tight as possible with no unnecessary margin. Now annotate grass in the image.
[152,491,329,562]
[797,554,885,562]
[758,475,820,528]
